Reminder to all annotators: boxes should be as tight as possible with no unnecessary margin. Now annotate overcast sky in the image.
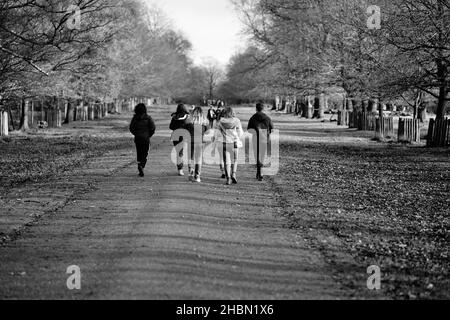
[148,0,244,66]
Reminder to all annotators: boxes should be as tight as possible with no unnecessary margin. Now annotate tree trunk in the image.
[346,98,354,111]
[362,99,369,113]
[19,98,30,131]
[313,95,325,119]
[64,100,72,124]
[378,100,384,118]
[30,100,34,127]
[8,105,15,131]
[436,84,448,119]
[436,0,448,120]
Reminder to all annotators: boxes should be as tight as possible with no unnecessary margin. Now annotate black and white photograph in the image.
[0,0,449,305]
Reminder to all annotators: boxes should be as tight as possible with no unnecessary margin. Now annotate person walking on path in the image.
[207,105,216,129]
[215,106,244,185]
[248,102,274,181]
[129,103,156,178]
[186,106,209,183]
[170,104,192,176]
[212,108,226,179]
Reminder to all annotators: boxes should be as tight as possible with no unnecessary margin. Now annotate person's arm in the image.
[129,118,137,136]
[247,116,255,131]
[169,118,176,131]
[268,117,274,135]
[237,119,244,138]
[148,117,156,138]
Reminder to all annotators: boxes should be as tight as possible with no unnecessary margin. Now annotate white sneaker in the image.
[178,170,185,176]
[195,177,202,183]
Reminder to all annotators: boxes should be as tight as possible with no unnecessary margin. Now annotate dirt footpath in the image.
[0,108,366,300]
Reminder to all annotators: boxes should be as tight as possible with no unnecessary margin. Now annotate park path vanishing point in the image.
[0,109,353,300]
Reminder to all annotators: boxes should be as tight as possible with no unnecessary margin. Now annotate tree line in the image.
[0,0,221,131]
[220,0,449,119]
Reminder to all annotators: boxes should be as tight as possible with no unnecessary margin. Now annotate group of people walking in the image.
[129,102,273,185]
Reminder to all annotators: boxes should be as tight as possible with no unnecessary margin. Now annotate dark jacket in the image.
[129,114,156,142]
[170,113,192,143]
[248,112,274,136]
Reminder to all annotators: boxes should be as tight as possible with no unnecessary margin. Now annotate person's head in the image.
[222,106,235,119]
[256,102,264,112]
[175,103,189,116]
[192,106,204,125]
[134,103,147,117]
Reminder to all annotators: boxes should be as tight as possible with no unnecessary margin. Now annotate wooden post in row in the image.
[427,118,450,147]
[398,118,421,143]
[375,117,394,140]
[1,111,9,136]
[338,110,350,126]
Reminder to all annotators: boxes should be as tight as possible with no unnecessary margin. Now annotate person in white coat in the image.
[215,106,244,185]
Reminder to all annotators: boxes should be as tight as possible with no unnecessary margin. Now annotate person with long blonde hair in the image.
[186,106,209,182]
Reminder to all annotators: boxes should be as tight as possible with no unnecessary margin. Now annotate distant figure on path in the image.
[207,105,216,128]
[186,107,209,183]
[129,103,156,177]
[248,102,274,181]
[215,103,224,121]
[213,108,226,179]
[170,104,192,176]
[215,106,244,185]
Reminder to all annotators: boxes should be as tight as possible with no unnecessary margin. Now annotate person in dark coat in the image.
[170,104,192,176]
[206,105,216,129]
[247,102,274,181]
[129,103,156,177]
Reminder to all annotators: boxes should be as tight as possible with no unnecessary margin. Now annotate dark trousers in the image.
[173,141,184,170]
[135,139,150,168]
[252,134,268,177]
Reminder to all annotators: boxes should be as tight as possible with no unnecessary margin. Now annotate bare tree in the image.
[202,58,224,100]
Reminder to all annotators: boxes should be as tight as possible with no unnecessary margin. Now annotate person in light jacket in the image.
[215,106,244,185]
[185,106,209,183]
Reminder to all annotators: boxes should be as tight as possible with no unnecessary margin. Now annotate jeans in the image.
[189,143,203,177]
[222,142,239,178]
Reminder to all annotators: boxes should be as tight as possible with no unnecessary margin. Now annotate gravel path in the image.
[0,110,355,300]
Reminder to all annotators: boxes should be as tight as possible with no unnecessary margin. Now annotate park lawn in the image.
[0,134,131,192]
[275,141,450,299]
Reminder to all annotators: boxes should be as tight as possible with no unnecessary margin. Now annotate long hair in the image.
[191,106,206,125]
[222,106,235,119]
[173,103,189,117]
[134,103,147,118]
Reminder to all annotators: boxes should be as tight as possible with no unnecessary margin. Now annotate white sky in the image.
[148,0,245,66]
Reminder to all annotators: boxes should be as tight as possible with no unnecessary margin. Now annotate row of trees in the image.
[0,0,226,131]
[221,0,449,119]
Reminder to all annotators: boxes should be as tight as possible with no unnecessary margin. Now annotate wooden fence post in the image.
[428,118,450,147]
[88,103,94,120]
[1,111,9,136]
